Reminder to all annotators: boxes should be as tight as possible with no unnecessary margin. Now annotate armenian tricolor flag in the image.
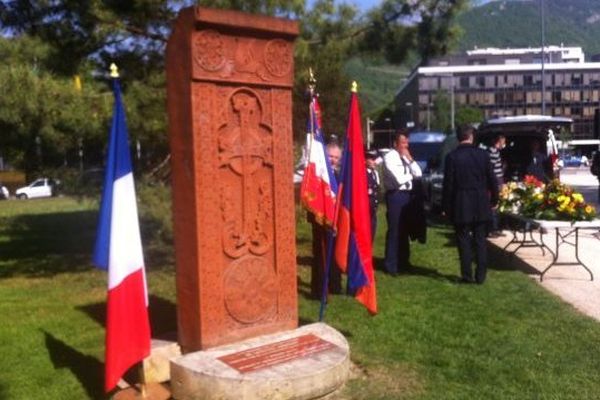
[334,85,377,315]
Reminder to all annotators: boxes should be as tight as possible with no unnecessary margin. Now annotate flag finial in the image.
[308,67,317,97]
[351,81,358,93]
[110,63,119,78]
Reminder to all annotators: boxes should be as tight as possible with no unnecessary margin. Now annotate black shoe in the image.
[458,277,474,284]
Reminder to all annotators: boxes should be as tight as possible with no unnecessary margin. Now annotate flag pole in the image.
[309,69,330,321]
[139,362,147,398]
[318,81,359,321]
[107,63,163,400]
[303,68,317,196]
[307,67,316,160]
[319,230,335,321]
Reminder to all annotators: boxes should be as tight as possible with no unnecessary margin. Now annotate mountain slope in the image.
[345,57,409,116]
[457,0,600,56]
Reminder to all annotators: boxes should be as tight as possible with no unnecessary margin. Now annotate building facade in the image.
[395,46,600,140]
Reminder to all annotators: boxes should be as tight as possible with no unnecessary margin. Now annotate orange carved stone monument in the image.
[166,7,299,352]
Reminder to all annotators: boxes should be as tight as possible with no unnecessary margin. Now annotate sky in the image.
[306,0,379,13]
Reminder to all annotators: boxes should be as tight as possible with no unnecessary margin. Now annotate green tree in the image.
[359,0,468,64]
[455,105,484,128]
[0,0,467,173]
[0,37,111,173]
[431,89,451,133]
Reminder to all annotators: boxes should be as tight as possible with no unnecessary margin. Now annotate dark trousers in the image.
[310,222,341,298]
[384,190,411,274]
[370,205,378,244]
[454,221,488,283]
[489,209,500,233]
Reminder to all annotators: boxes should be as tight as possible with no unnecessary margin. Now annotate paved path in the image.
[490,168,600,321]
[489,229,600,321]
[560,166,599,209]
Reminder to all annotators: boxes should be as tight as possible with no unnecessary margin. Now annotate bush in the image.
[136,178,173,245]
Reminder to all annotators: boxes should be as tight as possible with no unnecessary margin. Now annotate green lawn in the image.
[1,198,600,399]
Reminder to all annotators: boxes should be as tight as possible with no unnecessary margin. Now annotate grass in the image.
[2,198,600,399]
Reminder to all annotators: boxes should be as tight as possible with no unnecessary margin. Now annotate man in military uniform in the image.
[365,150,380,243]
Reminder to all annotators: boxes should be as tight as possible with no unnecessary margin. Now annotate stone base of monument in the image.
[170,322,350,400]
[113,382,171,400]
[143,335,182,383]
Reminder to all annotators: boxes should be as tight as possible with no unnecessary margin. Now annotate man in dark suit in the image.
[442,125,499,284]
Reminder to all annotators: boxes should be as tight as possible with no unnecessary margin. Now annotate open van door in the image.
[477,115,573,182]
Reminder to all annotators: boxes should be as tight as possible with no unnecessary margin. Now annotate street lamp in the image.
[35,136,42,169]
[384,117,392,147]
[78,137,83,173]
[540,0,546,115]
[450,76,455,134]
[424,72,455,134]
[405,102,415,129]
[426,102,433,131]
[366,118,374,149]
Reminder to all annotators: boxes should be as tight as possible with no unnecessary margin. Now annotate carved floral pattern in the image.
[263,39,292,77]
[193,31,293,83]
[194,30,226,71]
[224,256,277,323]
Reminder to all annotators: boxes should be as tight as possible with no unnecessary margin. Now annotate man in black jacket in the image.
[442,125,499,284]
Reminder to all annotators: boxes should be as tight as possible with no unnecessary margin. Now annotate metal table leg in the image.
[540,228,594,281]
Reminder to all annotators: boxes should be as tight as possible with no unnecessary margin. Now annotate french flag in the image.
[300,97,338,226]
[93,72,151,392]
[334,88,377,315]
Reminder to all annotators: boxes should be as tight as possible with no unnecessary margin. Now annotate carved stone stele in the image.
[166,7,299,352]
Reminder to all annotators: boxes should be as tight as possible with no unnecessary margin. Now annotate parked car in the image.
[15,178,60,199]
[0,182,9,200]
[377,131,447,169]
[408,131,447,173]
[422,134,459,212]
[559,153,589,168]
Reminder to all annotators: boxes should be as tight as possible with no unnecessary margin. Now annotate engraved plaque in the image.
[218,334,338,373]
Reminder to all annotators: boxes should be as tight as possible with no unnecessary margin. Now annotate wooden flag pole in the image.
[139,363,148,398]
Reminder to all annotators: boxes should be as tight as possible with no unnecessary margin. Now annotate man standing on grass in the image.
[382,130,422,276]
[442,125,499,284]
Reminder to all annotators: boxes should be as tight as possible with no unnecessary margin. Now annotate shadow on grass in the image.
[426,212,450,228]
[373,256,457,282]
[42,330,104,400]
[487,241,541,276]
[296,255,313,267]
[439,230,457,247]
[0,383,7,400]
[0,210,98,278]
[0,208,174,278]
[77,295,177,336]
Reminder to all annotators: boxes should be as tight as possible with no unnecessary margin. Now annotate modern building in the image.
[395,45,600,141]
